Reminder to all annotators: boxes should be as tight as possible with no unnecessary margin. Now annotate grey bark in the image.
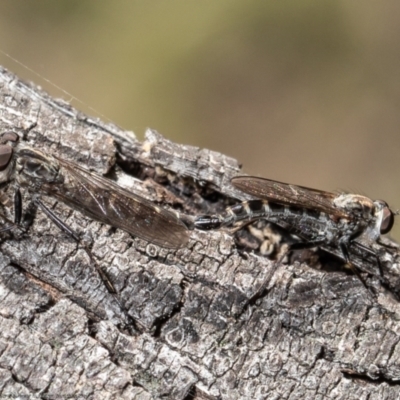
[0,66,400,399]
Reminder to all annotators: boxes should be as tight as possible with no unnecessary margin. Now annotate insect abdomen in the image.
[195,200,284,230]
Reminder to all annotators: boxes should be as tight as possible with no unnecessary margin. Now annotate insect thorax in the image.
[15,147,63,189]
[333,194,375,221]
[265,207,359,244]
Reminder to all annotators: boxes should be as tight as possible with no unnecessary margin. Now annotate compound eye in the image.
[380,205,394,234]
[0,131,19,144]
[0,145,12,170]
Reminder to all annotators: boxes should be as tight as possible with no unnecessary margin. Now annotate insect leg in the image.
[339,241,375,298]
[14,187,22,224]
[0,188,23,234]
[246,238,307,304]
[289,240,326,251]
[34,198,117,294]
[34,198,80,241]
[351,240,383,278]
[21,198,38,229]
[0,215,17,233]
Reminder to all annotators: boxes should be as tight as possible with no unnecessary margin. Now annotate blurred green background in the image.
[1,1,400,240]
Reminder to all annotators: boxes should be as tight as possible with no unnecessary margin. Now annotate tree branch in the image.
[0,66,400,399]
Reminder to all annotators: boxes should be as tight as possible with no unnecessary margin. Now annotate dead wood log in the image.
[0,66,400,399]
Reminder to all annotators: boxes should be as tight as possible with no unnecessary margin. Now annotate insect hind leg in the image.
[35,198,80,241]
[289,236,376,300]
[34,198,117,295]
[25,197,136,330]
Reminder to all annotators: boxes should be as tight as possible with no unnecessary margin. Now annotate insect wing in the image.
[232,176,349,219]
[46,157,189,249]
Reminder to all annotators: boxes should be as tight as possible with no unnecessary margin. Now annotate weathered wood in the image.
[0,65,400,399]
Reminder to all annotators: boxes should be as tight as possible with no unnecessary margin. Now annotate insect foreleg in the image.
[351,240,383,279]
[339,240,375,299]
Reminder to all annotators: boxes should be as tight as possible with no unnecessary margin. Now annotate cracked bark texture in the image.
[1,66,400,400]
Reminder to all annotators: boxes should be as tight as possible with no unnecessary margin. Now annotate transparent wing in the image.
[41,157,189,249]
[232,176,350,219]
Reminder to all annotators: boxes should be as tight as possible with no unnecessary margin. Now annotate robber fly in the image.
[195,176,395,274]
[0,131,189,292]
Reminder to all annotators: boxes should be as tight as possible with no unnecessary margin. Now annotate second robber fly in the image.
[0,131,189,291]
[195,175,395,269]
